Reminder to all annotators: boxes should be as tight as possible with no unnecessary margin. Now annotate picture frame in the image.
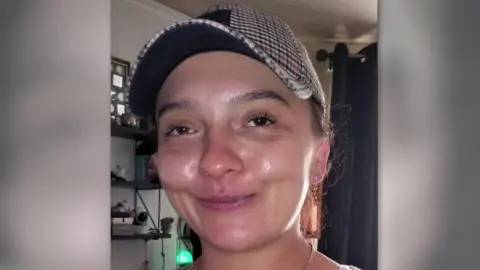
[111,56,131,123]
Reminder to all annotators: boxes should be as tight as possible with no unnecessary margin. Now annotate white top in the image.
[179,264,360,270]
[339,265,361,270]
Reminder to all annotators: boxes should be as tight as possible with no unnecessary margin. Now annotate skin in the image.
[152,51,336,270]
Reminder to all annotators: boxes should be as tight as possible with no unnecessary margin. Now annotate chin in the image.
[205,228,267,252]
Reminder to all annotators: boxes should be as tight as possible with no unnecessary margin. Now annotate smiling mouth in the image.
[197,194,256,212]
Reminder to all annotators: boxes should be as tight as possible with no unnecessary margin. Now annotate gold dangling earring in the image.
[301,173,323,238]
[310,174,320,207]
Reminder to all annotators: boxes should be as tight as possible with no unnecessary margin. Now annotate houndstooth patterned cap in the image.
[128,3,326,118]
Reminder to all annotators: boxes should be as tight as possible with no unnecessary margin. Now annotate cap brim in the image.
[128,22,264,118]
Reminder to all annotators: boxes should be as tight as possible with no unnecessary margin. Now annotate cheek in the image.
[155,146,200,190]
[241,140,312,232]
[252,138,314,202]
[248,139,313,185]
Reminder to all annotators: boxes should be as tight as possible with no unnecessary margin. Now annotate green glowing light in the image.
[176,250,193,265]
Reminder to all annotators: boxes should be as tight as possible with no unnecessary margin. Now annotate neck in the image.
[194,227,313,270]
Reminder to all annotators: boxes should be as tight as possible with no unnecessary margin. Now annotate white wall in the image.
[111,1,189,270]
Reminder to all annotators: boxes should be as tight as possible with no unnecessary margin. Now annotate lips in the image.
[197,194,255,212]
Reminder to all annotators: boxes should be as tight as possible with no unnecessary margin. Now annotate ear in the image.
[310,138,331,184]
[148,153,160,177]
[150,152,160,165]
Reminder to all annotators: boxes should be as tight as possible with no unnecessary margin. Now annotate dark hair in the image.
[309,98,332,139]
[177,98,331,259]
[177,219,202,260]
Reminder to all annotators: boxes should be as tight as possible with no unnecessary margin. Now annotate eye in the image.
[165,125,195,136]
[247,113,277,127]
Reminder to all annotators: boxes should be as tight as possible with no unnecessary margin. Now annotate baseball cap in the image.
[128,3,326,118]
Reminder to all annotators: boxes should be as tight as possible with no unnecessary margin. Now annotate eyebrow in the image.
[229,90,290,107]
[156,100,192,122]
[156,89,290,121]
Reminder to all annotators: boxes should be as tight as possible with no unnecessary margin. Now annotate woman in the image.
[128,3,360,270]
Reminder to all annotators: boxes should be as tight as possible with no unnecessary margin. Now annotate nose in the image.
[199,132,243,179]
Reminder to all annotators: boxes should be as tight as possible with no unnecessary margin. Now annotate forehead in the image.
[156,51,295,106]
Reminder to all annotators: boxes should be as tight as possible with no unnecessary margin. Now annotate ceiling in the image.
[154,0,377,44]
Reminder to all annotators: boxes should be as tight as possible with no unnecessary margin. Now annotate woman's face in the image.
[153,51,328,252]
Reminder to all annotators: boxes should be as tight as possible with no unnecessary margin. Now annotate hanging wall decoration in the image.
[111,56,131,125]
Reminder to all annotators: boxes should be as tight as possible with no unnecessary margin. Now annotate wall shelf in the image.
[111,180,161,190]
[111,121,150,140]
[112,233,171,241]
[111,120,164,243]
[111,211,135,218]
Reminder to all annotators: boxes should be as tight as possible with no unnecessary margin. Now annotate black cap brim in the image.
[128,23,263,118]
